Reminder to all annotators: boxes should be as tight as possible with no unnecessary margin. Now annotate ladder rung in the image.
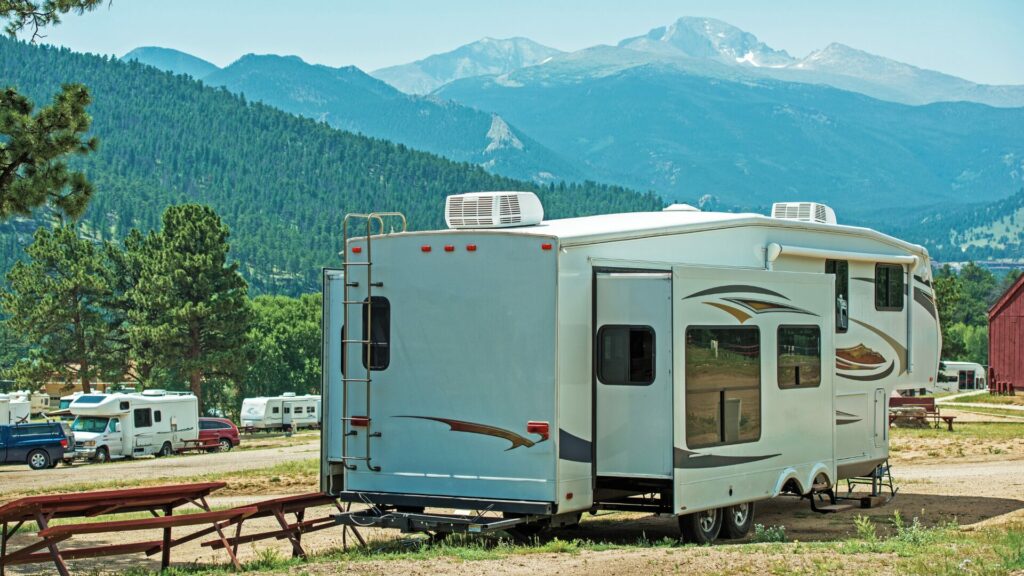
[340,417,373,421]
[342,339,371,344]
[343,262,373,267]
[342,378,372,383]
[340,456,370,462]
[341,301,370,305]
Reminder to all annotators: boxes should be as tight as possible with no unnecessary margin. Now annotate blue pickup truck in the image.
[0,422,73,469]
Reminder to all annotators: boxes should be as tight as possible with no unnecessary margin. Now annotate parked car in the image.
[198,417,241,452]
[0,422,72,470]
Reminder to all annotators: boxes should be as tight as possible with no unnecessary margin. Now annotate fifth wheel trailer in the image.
[322,193,940,543]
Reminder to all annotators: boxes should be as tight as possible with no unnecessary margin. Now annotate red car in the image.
[198,417,241,452]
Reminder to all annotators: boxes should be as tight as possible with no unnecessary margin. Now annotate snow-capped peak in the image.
[619,16,795,68]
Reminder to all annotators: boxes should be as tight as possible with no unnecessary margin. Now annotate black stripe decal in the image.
[837,360,895,381]
[683,285,790,301]
[559,429,592,463]
[673,448,780,469]
[913,275,932,287]
[852,277,874,284]
[914,287,937,320]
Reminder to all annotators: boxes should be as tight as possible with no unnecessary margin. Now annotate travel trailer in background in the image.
[10,390,50,417]
[69,391,199,461]
[322,193,941,543]
[0,395,30,425]
[240,393,321,431]
[936,361,987,393]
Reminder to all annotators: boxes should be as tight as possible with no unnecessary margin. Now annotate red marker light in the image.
[526,421,550,441]
[444,245,455,252]
[421,245,432,253]
[466,244,477,252]
[351,246,362,254]
[566,492,574,501]
[351,416,369,427]
[541,243,553,251]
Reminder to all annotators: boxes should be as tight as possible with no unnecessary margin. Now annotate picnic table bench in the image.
[889,397,956,431]
[0,482,250,576]
[178,438,220,453]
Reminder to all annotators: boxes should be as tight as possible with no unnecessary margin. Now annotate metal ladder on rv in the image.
[339,212,407,472]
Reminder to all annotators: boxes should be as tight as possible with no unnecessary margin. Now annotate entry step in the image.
[815,504,855,513]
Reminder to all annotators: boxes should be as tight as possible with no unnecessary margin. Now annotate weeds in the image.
[853,515,877,544]
[751,523,786,543]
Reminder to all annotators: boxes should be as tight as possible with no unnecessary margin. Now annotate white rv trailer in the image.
[322,194,940,542]
[937,361,987,393]
[240,393,321,431]
[0,394,31,425]
[69,392,199,461]
[11,390,50,416]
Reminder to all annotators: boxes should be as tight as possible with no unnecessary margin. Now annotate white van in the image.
[69,392,199,461]
[240,393,320,431]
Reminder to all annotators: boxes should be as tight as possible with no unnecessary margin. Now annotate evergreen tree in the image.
[129,204,252,413]
[1,224,118,391]
[0,0,102,220]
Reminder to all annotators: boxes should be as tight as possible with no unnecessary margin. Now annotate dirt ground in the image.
[3,423,1024,575]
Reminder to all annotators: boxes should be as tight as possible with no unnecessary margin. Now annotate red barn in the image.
[989,273,1024,394]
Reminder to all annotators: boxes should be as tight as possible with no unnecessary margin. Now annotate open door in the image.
[594,271,673,479]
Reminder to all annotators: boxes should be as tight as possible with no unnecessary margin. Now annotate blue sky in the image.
[38,0,1024,85]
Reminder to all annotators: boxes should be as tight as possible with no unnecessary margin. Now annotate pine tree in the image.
[129,204,252,413]
[1,224,118,391]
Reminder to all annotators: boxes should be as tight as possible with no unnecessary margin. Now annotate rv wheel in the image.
[156,442,173,457]
[720,502,755,539]
[93,447,110,463]
[27,449,50,470]
[679,508,723,544]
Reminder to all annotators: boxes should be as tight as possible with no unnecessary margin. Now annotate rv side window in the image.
[294,407,303,414]
[134,408,153,428]
[597,325,655,386]
[825,259,849,332]
[362,297,391,371]
[284,407,291,414]
[272,407,279,414]
[308,406,315,413]
[120,401,130,410]
[154,410,162,423]
[875,263,904,311]
[109,419,118,433]
[777,326,821,389]
[685,327,761,448]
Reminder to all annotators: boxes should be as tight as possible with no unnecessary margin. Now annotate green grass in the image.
[946,393,1024,406]
[890,421,1024,441]
[943,406,1024,420]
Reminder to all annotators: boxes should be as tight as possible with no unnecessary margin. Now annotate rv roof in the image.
[395,210,927,255]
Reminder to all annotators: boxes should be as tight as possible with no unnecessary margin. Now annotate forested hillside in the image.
[0,38,661,294]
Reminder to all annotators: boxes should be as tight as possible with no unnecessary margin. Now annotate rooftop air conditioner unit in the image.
[771,202,837,225]
[445,191,544,229]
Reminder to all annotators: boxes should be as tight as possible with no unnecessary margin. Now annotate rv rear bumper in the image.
[335,490,553,515]
[334,508,548,534]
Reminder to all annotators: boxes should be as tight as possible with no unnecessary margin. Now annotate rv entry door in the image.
[595,271,673,479]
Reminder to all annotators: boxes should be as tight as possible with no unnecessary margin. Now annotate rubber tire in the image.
[27,449,50,470]
[156,442,173,457]
[720,502,755,539]
[218,438,233,452]
[94,446,110,463]
[679,508,723,545]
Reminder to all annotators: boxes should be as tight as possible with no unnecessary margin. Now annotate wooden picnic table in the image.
[0,482,251,576]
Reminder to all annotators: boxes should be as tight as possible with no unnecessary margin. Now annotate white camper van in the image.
[322,194,940,543]
[69,392,199,461]
[240,393,321,431]
[0,394,30,425]
[937,361,987,392]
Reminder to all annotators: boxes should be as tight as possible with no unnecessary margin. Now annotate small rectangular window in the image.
[778,326,822,389]
[875,263,904,311]
[597,325,655,385]
[272,407,280,414]
[119,401,130,410]
[825,260,849,332]
[294,407,303,414]
[309,406,316,413]
[685,327,761,448]
[134,408,153,428]
[154,410,162,423]
[362,297,391,370]
[284,407,291,414]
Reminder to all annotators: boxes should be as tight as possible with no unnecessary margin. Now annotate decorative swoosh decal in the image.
[836,344,886,366]
[723,298,817,317]
[914,287,937,320]
[703,301,752,323]
[684,285,790,301]
[673,448,779,469]
[836,410,862,425]
[396,416,546,451]
[559,429,592,463]
[850,319,907,375]
[837,360,895,381]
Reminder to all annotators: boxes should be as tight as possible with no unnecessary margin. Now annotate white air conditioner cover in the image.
[771,202,837,225]
[445,191,544,229]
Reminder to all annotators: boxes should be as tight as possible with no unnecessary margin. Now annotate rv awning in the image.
[766,243,918,266]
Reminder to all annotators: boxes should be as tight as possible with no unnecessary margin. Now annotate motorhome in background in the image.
[936,361,987,393]
[10,390,50,416]
[0,395,30,425]
[323,193,940,543]
[240,393,321,431]
[69,391,199,461]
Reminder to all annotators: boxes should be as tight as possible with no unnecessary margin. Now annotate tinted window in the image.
[597,325,656,385]
[825,259,849,332]
[308,406,316,413]
[685,327,761,448]
[778,326,822,389]
[294,407,304,414]
[272,407,280,414]
[200,420,214,430]
[74,395,105,404]
[362,297,391,370]
[284,407,291,414]
[12,424,52,437]
[134,408,153,428]
[154,410,162,423]
[875,263,904,311]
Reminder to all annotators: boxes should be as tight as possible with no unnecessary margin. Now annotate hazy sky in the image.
[37,0,1024,85]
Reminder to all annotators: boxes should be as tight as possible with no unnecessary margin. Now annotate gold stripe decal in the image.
[396,416,547,451]
[703,301,752,323]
